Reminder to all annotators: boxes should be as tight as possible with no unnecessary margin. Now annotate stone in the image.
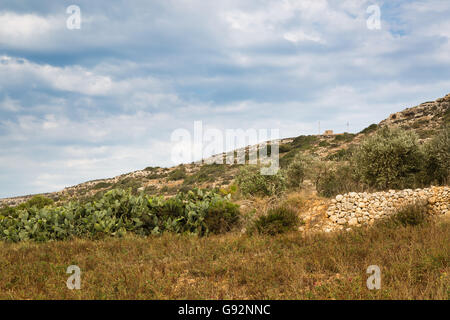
[323,186,448,232]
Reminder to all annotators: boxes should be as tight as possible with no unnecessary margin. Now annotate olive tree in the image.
[353,126,424,189]
[285,153,315,188]
[423,126,450,185]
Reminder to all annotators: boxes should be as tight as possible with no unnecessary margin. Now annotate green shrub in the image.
[17,195,54,210]
[93,182,112,190]
[0,189,240,242]
[333,133,355,142]
[114,177,142,194]
[167,167,187,181]
[279,144,292,153]
[279,137,318,168]
[353,127,424,190]
[359,123,378,135]
[388,202,428,227]
[0,205,16,218]
[279,148,300,168]
[203,198,240,234]
[236,165,286,197]
[325,146,355,161]
[292,135,318,149]
[253,206,300,235]
[314,162,363,197]
[146,171,168,179]
[183,164,226,186]
[285,153,314,188]
[423,127,450,185]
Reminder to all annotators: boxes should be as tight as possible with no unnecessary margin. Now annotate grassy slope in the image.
[1,220,448,300]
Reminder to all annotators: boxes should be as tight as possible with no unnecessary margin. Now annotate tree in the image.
[423,126,450,185]
[236,165,286,197]
[285,153,314,188]
[353,126,424,190]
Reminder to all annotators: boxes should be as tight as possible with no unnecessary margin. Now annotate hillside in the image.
[1,93,449,208]
[1,93,449,300]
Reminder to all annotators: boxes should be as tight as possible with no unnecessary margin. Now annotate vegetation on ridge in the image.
[0,189,240,242]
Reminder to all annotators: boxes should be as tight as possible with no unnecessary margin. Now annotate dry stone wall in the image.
[326,186,450,227]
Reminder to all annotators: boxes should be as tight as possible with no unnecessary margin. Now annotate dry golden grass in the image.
[0,220,448,300]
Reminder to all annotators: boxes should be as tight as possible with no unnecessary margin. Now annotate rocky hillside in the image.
[1,93,449,208]
[379,94,450,138]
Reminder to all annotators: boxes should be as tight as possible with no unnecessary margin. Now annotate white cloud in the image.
[0,56,171,97]
[0,96,22,112]
[283,30,325,44]
[0,56,114,95]
[0,11,53,38]
[0,11,60,49]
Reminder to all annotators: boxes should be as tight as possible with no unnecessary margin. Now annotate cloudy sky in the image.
[0,0,449,198]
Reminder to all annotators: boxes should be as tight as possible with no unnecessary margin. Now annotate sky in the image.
[0,0,449,198]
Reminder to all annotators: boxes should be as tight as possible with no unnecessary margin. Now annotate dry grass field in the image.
[1,219,448,300]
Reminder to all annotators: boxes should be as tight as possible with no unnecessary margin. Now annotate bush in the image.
[0,189,240,242]
[291,135,318,149]
[203,199,240,234]
[325,146,355,161]
[353,127,424,190]
[279,149,299,168]
[167,167,187,181]
[359,123,378,135]
[93,182,112,190]
[236,165,286,197]
[423,127,450,185]
[285,153,314,188]
[253,206,300,235]
[333,133,355,142]
[114,177,142,194]
[388,202,428,227]
[279,144,292,153]
[183,164,226,186]
[314,162,363,198]
[17,195,54,210]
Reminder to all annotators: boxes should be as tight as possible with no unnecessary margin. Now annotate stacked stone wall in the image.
[326,186,449,226]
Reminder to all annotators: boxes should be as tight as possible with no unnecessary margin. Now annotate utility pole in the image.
[318,121,321,135]
[346,121,349,133]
